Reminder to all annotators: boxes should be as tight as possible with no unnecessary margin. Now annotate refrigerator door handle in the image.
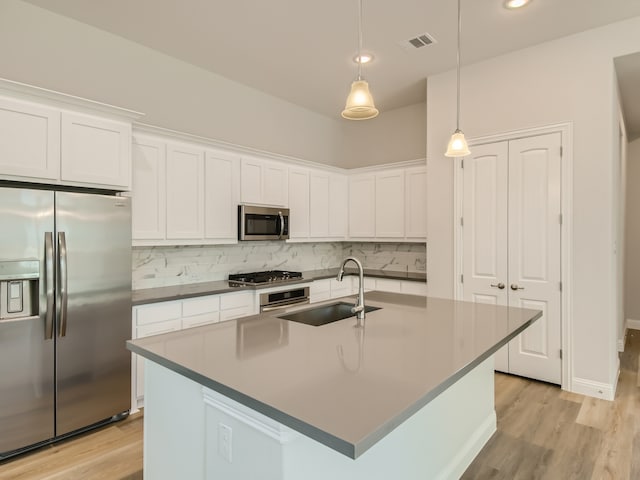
[44,232,54,340]
[58,232,68,337]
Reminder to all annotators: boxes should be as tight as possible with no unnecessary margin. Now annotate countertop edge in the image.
[127,340,357,458]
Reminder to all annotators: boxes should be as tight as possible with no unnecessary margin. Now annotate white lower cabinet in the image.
[400,281,428,296]
[131,290,256,411]
[219,291,255,321]
[309,279,332,303]
[365,278,427,296]
[373,278,403,293]
[309,276,426,303]
[309,277,356,303]
[182,295,221,328]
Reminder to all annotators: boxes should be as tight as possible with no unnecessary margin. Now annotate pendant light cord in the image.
[357,0,363,80]
[456,0,461,131]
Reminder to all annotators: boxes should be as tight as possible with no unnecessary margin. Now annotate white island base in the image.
[143,357,496,480]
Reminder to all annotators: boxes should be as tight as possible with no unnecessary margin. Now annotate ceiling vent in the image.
[398,32,437,52]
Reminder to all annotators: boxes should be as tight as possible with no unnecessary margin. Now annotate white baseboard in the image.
[618,326,627,352]
[626,318,640,330]
[435,411,497,480]
[571,376,616,401]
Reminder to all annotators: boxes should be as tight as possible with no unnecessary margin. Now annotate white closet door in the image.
[507,133,562,384]
[462,133,562,384]
[462,142,509,372]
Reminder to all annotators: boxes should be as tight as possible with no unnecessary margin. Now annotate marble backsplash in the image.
[344,243,427,273]
[132,242,426,290]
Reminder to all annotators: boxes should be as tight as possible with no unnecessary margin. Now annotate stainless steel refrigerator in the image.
[0,186,131,459]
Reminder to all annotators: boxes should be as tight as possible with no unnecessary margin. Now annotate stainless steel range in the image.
[228,271,309,312]
[228,270,303,286]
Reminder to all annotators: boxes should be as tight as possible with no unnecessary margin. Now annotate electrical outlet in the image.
[218,423,233,463]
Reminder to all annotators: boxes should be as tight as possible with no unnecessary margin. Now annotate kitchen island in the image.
[127,292,540,480]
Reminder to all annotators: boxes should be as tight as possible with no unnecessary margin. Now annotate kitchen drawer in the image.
[375,278,403,293]
[330,278,353,298]
[137,318,182,338]
[220,291,254,310]
[401,281,427,296]
[363,277,376,292]
[310,291,331,304]
[310,278,331,294]
[182,295,219,317]
[135,301,182,326]
[220,306,253,322]
[182,312,219,329]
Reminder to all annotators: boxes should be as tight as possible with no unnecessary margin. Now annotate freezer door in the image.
[0,188,55,456]
[55,192,132,436]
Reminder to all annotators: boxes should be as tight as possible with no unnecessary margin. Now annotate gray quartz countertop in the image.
[132,269,426,306]
[127,292,540,458]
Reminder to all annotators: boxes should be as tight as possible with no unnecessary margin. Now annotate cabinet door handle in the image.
[510,284,525,291]
[490,283,505,289]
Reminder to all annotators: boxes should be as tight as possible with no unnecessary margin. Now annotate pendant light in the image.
[342,0,378,120]
[445,0,471,157]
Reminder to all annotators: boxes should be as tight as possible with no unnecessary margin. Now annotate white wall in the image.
[339,102,426,168]
[625,139,640,322]
[0,0,425,169]
[0,0,342,165]
[427,16,640,393]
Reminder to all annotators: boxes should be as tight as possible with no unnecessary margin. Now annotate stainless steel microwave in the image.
[238,205,289,240]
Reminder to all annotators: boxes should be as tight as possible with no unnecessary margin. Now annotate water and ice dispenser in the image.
[0,260,39,320]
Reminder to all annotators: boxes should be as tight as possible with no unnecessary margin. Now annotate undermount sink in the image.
[278,302,381,327]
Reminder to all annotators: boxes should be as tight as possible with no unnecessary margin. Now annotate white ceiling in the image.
[23,0,640,131]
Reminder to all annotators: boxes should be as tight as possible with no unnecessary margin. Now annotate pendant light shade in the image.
[342,80,379,120]
[342,0,378,120]
[445,129,471,157]
[444,0,471,157]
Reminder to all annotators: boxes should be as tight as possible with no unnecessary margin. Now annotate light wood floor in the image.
[0,412,143,480]
[3,331,640,480]
[463,329,640,479]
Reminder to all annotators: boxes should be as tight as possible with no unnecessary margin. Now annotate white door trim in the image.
[453,122,573,393]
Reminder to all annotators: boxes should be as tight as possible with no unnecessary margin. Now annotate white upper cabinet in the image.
[288,167,310,239]
[132,135,166,240]
[0,97,60,180]
[348,174,376,238]
[131,131,240,246]
[0,80,140,190]
[405,165,427,240]
[347,163,426,242]
[204,150,240,241]
[240,156,288,207]
[328,174,348,238]
[60,112,131,189]
[287,167,349,242]
[375,169,405,238]
[165,142,205,240]
[309,171,330,238]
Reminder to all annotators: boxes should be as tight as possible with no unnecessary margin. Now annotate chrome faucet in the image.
[337,256,366,327]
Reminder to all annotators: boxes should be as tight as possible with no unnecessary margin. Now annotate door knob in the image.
[490,282,505,289]
[510,284,524,291]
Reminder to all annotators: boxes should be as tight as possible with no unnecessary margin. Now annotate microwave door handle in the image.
[278,212,284,239]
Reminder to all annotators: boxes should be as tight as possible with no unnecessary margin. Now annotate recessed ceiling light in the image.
[504,0,530,9]
[353,53,374,64]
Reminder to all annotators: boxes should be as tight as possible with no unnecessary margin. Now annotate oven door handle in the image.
[261,298,309,312]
